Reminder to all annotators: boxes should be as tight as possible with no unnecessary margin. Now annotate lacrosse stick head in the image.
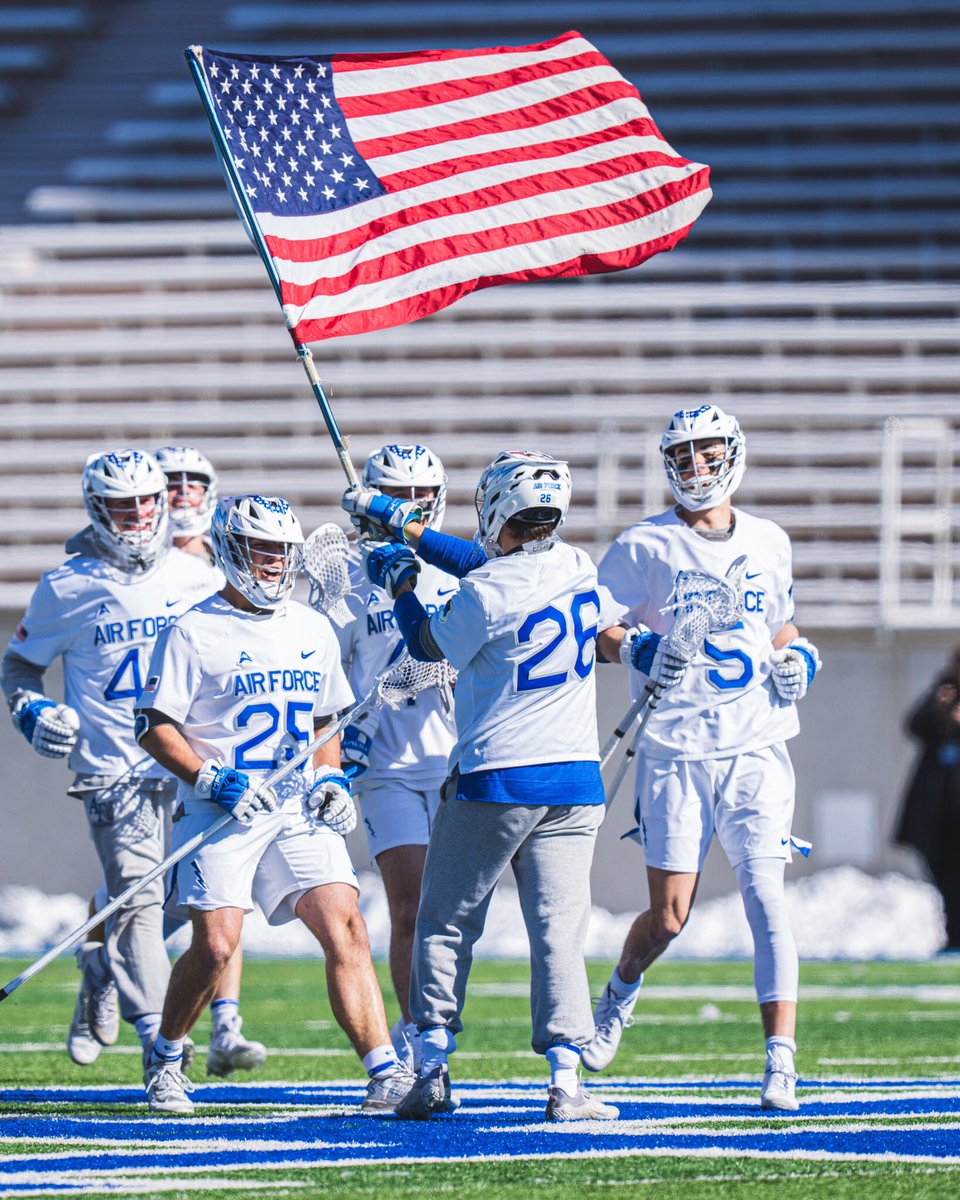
[662,560,746,656]
[302,523,353,623]
[375,652,458,711]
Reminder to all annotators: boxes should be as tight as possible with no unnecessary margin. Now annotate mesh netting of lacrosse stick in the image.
[302,522,353,623]
[602,556,746,803]
[374,651,458,711]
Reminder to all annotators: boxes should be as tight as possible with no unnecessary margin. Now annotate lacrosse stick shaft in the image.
[0,703,365,1003]
[600,689,650,770]
[603,685,663,807]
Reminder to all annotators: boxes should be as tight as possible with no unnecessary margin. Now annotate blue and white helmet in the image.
[475,450,571,556]
[362,443,447,529]
[211,495,304,610]
[155,445,218,536]
[660,404,746,512]
[81,448,169,572]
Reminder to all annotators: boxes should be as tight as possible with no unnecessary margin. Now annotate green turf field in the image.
[1,956,959,1198]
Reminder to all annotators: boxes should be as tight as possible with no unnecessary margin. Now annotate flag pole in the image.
[185,46,361,489]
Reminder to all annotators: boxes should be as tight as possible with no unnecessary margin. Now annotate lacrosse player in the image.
[154,445,268,1077]
[1,450,217,1068]
[134,495,413,1115]
[342,451,675,1122]
[586,404,821,1112]
[329,444,457,1070]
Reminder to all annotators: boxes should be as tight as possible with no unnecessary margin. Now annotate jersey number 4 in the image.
[515,590,600,692]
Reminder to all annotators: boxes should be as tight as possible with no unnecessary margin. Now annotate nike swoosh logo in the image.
[745,572,762,580]
[165,600,178,608]
[301,650,316,660]
[781,837,789,845]
[436,588,456,597]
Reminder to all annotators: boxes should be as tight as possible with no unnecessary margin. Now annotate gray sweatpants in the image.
[69,773,177,1023]
[410,791,603,1055]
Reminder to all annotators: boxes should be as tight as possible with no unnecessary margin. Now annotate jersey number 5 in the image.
[515,590,600,692]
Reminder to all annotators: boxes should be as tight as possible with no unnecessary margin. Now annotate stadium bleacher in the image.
[0,0,957,626]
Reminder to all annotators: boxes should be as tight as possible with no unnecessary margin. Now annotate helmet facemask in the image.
[660,406,746,512]
[211,496,304,610]
[361,443,447,530]
[155,446,219,536]
[82,449,169,572]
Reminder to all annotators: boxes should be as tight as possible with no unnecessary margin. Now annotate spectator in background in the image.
[895,645,960,952]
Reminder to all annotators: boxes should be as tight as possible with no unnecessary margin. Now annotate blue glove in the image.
[619,627,690,689]
[341,724,371,781]
[341,487,422,541]
[195,760,278,823]
[362,540,421,598]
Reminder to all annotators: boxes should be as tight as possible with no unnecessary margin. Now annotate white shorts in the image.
[631,743,796,873]
[357,777,442,859]
[165,801,358,926]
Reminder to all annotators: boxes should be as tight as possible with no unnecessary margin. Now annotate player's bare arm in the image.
[136,712,204,784]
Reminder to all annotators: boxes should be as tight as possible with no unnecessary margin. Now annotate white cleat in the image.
[580,983,638,1072]
[546,1085,620,1121]
[144,1057,195,1115]
[67,975,101,1065]
[760,1063,799,1111]
[206,1014,267,1077]
[361,1065,417,1113]
[89,979,119,1047]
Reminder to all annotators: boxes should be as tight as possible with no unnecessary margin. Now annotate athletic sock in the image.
[420,1025,456,1075]
[546,1043,582,1096]
[152,1032,184,1063]
[363,1044,401,1078]
[210,997,240,1036]
[135,1015,161,1051]
[765,1035,797,1070]
[609,965,644,1002]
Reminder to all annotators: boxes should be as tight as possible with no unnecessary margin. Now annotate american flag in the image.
[195,32,711,342]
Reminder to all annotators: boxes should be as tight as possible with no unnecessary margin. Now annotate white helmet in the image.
[475,450,571,556]
[155,445,219,536]
[660,404,746,511]
[82,449,169,572]
[362,443,447,529]
[211,495,304,610]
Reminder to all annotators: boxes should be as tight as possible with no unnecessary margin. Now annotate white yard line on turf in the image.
[469,983,960,1001]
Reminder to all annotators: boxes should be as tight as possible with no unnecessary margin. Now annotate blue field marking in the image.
[1,1078,959,1195]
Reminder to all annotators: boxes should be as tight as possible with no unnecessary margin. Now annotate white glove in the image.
[307,769,356,836]
[770,637,822,702]
[194,760,279,824]
[12,691,79,759]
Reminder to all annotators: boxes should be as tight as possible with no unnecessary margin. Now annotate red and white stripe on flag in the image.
[198,31,711,342]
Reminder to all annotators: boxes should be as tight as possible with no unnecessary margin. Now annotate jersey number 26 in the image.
[515,590,600,692]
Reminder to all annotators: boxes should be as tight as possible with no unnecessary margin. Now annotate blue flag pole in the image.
[185,45,361,489]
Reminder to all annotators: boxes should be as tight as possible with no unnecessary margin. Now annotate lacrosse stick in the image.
[302,522,353,624]
[603,556,746,807]
[0,650,453,1002]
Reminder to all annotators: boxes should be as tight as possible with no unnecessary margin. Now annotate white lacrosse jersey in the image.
[427,540,625,775]
[139,594,354,812]
[7,549,219,777]
[598,506,799,760]
[335,555,457,787]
